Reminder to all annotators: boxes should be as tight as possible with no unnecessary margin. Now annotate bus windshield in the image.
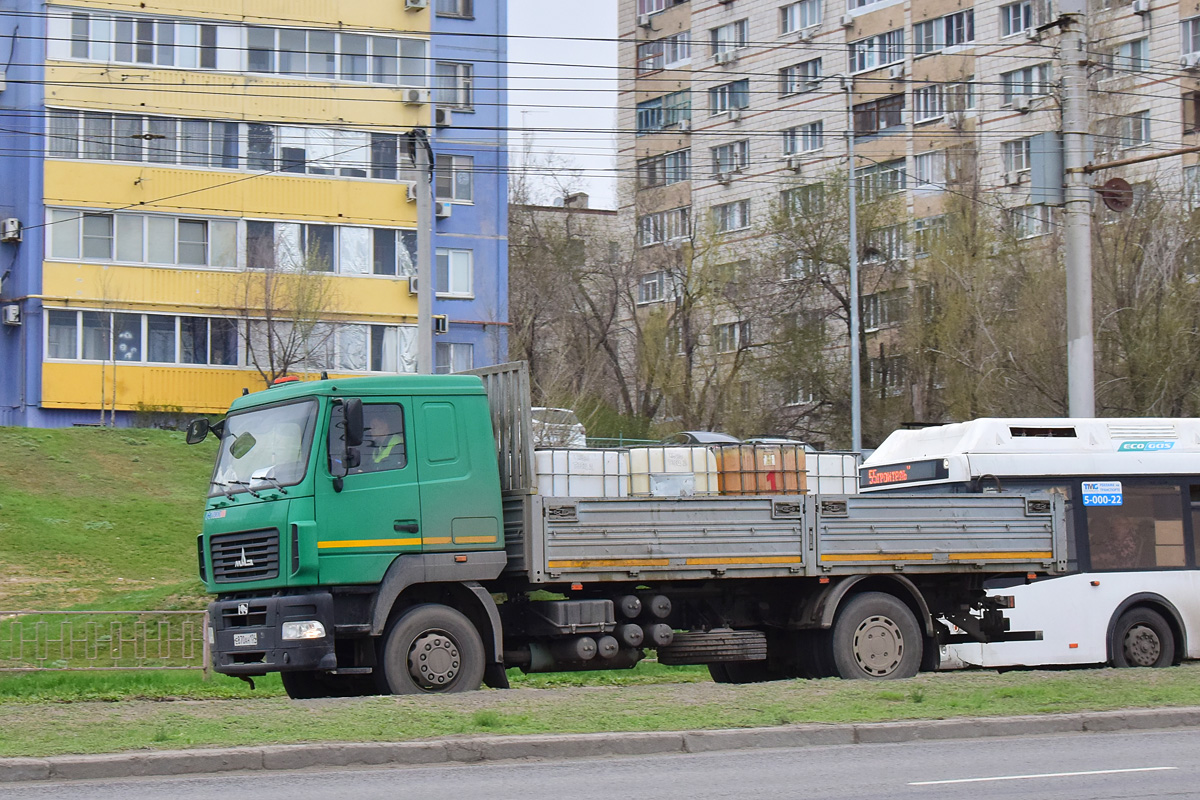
[210,399,319,497]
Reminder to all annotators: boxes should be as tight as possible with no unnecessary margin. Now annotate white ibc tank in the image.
[810,453,860,494]
[627,446,720,497]
[534,449,629,498]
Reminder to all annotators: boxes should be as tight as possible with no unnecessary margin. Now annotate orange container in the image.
[715,445,807,496]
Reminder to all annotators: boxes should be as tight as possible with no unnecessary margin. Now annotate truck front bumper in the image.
[208,592,337,676]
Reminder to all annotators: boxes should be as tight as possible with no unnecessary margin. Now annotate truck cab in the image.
[192,375,507,696]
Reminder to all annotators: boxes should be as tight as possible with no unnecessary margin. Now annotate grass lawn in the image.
[0,426,214,611]
[1,664,1200,758]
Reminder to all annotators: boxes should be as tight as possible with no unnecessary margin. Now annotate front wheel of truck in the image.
[376,604,486,694]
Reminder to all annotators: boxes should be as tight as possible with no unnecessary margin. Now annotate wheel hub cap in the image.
[408,632,461,689]
[1124,624,1161,666]
[853,615,904,676]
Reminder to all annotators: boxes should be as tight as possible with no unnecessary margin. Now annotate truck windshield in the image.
[210,399,318,497]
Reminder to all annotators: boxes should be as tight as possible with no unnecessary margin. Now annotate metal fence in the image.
[0,611,209,673]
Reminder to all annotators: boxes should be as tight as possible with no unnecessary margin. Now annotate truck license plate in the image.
[233,633,258,647]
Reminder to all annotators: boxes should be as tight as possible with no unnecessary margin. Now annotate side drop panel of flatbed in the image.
[514,492,1064,585]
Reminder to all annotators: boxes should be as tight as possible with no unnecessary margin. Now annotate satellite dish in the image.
[1098,177,1134,212]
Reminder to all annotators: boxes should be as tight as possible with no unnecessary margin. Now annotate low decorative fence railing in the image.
[0,611,209,673]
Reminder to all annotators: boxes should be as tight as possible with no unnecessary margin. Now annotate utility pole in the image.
[843,76,862,452]
[1058,5,1095,416]
[412,129,435,375]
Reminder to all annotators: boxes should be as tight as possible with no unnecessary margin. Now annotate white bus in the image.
[859,418,1200,670]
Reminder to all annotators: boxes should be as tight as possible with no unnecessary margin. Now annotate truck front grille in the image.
[210,529,280,583]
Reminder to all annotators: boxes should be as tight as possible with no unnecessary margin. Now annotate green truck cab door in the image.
[415,396,503,552]
[314,399,424,584]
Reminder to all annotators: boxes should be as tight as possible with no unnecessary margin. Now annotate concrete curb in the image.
[5,707,1200,783]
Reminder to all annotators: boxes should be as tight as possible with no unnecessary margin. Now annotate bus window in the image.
[1190,485,1200,565]
[1086,485,1184,570]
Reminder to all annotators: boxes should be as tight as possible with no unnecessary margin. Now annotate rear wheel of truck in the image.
[830,592,922,680]
[281,671,376,699]
[376,604,485,694]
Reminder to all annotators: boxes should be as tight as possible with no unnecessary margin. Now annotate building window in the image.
[67,12,217,69]
[1010,204,1051,238]
[1185,164,1200,207]
[435,248,473,297]
[912,85,944,122]
[865,225,906,263]
[373,228,419,277]
[663,33,691,67]
[638,149,691,188]
[636,98,665,134]
[868,354,907,396]
[913,151,945,189]
[637,270,678,304]
[1000,1,1032,37]
[714,321,750,353]
[781,0,822,33]
[45,310,241,366]
[913,215,947,256]
[856,159,906,202]
[709,80,750,115]
[710,20,748,55]
[862,289,909,330]
[1184,92,1200,134]
[1185,17,1200,56]
[946,78,977,112]
[243,26,425,86]
[434,62,473,109]
[664,90,692,126]
[711,140,750,175]
[1000,63,1052,104]
[436,0,473,18]
[435,342,473,374]
[849,0,888,9]
[436,154,474,202]
[712,199,751,233]
[783,121,824,154]
[1101,38,1148,77]
[637,40,665,74]
[1002,137,1033,173]
[849,30,904,73]
[781,58,822,95]
[637,91,691,134]
[853,94,904,136]
[1120,110,1151,148]
[638,207,691,246]
[913,10,974,55]
[782,183,825,215]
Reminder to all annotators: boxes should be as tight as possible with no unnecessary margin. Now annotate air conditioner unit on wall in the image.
[799,25,819,41]
[405,181,420,202]
[404,0,428,9]
[678,118,692,131]
[785,155,803,172]
[435,201,452,219]
[637,13,652,28]
[1132,0,1151,13]
[0,217,20,242]
[715,171,733,185]
[403,88,430,105]
[1183,53,1200,69]
[434,106,453,127]
[714,51,734,65]
[728,108,742,122]
[408,276,418,295]
[2,304,20,326]
[1012,95,1032,112]
[1005,170,1023,186]
[889,64,904,79]
[432,314,449,334]
[840,14,855,27]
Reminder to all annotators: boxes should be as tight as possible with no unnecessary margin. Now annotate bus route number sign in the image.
[1082,481,1123,506]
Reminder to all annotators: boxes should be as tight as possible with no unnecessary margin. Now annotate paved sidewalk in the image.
[4,706,1200,783]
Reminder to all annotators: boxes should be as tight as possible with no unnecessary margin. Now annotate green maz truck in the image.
[189,363,1067,698]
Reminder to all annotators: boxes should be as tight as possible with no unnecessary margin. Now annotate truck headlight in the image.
[281,620,326,640]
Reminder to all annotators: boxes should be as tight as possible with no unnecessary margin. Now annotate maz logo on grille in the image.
[210,529,280,583]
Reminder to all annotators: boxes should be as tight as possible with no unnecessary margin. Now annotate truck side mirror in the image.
[344,399,364,447]
[185,418,210,445]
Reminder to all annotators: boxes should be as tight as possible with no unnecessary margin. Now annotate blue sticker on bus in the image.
[1117,441,1175,452]
[1082,480,1123,506]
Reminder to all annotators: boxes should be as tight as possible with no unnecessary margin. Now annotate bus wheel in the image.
[1113,608,1175,668]
[830,593,922,680]
[377,604,485,694]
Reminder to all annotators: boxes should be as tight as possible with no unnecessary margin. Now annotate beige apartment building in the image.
[616,0,1200,439]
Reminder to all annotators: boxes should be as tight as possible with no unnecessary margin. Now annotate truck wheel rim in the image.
[853,614,904,676]
[408,632,462,689]
[1124,624,1161,666]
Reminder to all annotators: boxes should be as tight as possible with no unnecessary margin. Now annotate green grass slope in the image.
[0,427,217,610]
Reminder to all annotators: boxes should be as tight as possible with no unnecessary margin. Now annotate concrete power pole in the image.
[1059,5,1095,416]
[843,77,862,453]
[413,129,435,375]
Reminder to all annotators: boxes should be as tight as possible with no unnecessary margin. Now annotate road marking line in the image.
[910,767,1177,786]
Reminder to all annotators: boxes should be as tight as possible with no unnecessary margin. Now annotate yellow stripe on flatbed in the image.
[684,556,801,566]
[820,553,934,562]
[547,558,671,569]
[947,551,1053,561]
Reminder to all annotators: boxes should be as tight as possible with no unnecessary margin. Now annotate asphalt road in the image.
[2,728,1196,800]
